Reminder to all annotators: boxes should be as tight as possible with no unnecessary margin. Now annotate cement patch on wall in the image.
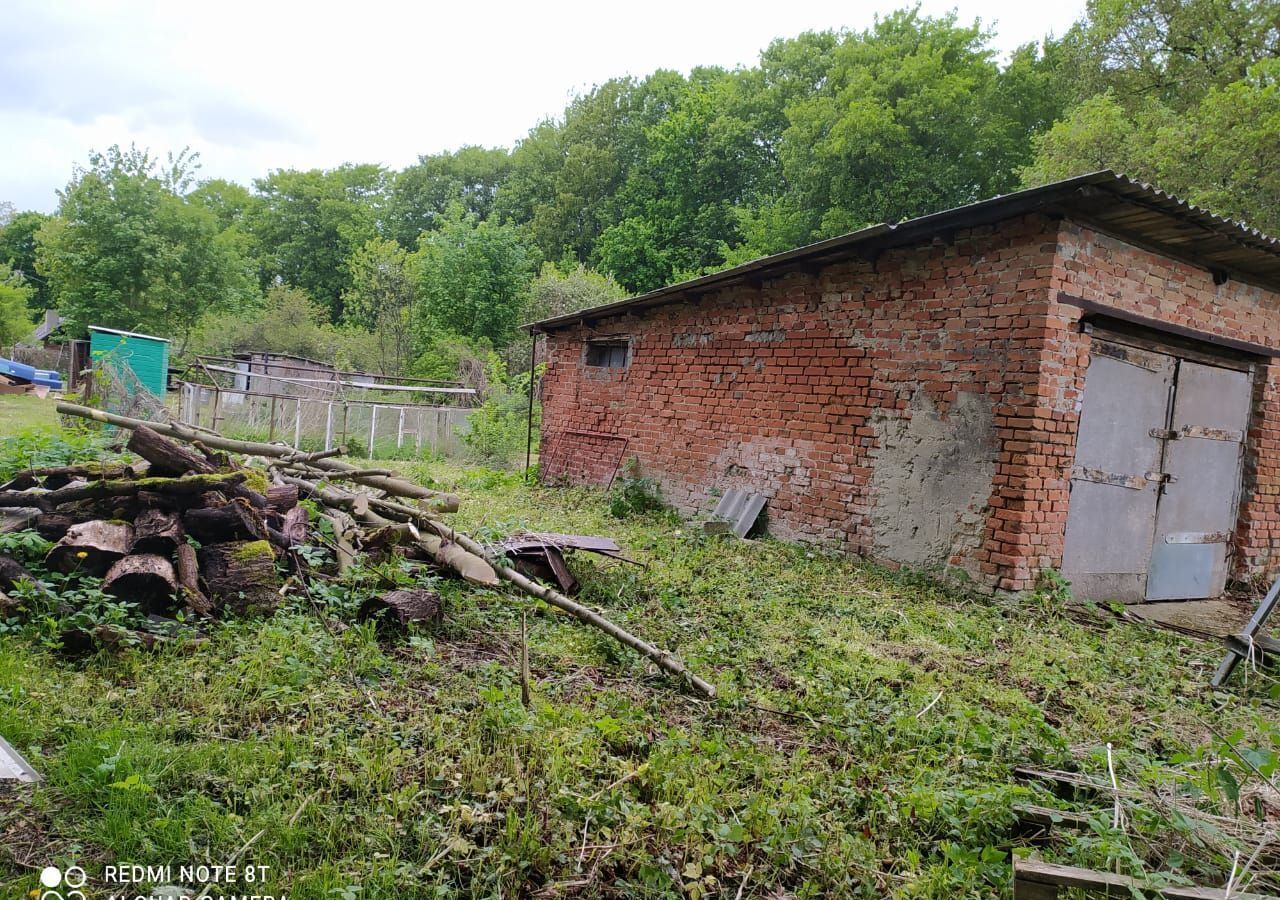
[869,391,997,572]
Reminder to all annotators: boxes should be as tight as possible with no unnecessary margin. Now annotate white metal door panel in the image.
[1061,344,1175,601]
[1146,361,1251,600]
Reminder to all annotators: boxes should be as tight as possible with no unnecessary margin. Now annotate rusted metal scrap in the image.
[492,532,637,593]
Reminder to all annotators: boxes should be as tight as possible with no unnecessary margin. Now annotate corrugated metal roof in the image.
[526,171,1280,332]
[88,325,172,343]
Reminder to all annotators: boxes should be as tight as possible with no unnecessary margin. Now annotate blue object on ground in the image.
[0,357,63,390]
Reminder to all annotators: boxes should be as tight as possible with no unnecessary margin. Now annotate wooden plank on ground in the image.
[1013,858,1271,899]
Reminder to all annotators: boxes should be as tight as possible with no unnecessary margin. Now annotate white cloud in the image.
[2,0,1085,212]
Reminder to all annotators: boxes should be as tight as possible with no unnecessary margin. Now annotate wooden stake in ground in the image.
[520,609,532,708]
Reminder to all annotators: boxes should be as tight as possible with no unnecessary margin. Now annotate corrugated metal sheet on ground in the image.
[713,489,766,538]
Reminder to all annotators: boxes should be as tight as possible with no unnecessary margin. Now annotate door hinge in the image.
[1144,470,1177,485]
[1149,428,1179,440]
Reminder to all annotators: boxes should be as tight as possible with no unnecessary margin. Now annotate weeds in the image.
[0,460,1276,897]
[608,457,667,519]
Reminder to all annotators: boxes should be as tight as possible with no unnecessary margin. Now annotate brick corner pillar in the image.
[1236,360,1280,583]
[979,297,1085,593]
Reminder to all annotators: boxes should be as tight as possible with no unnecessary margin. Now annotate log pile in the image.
[0,403,717,697]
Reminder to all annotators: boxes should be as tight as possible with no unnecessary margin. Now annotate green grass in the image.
[0,452,1277,898]
[0,394,60,433]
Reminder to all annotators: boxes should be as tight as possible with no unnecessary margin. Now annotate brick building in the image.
[529,172,1280,600]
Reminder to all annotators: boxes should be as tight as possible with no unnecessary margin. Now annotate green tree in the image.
[496,71,687,265]
[596,68,780,290]
[526,262,627,322]
[190,283,379,371]
[1025,61,1280,233]
[343,237,417,374]
[0,210,54,312]
[763,11,1054,247]
[1058,0,1280,108]
[387,147,511,247]
[1024,0,1280,234]
[412,205,537,348]
[0,271,33,345]
[35,146,256,347]
[250,164,387,321]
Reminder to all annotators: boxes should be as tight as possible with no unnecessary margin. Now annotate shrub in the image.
[608,458,666,518]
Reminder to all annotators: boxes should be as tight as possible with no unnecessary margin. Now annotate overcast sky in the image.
[3,0,1086,213]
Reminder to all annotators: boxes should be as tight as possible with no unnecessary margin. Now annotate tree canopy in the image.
[34,146,255,346]
[5,1,1276,380]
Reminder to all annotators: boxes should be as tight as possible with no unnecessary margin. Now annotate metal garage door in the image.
[1060,338,1251,602]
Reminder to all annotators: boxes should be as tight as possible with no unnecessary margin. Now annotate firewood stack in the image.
[0,404,718,698]
[0,426,320,627]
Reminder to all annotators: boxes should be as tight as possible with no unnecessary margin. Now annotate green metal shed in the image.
[88,326,170,398]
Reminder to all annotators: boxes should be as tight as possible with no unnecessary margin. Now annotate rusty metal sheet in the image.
[1062,344,1175,602]
[1147,361,1251,601]
[1070,467,1147,490]
[1163,531,1231,544]
[1180,424,1244,442]
[1088,340,1171,373]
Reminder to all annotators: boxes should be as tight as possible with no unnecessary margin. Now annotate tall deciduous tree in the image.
[1024,0,1280,233]
[249,164,387,321]
[343,237,417,374]
[0,271,33,345]
[0,210,54,312]
[412,205,536,348]
[35,146,255,347]
[387,147,511,248]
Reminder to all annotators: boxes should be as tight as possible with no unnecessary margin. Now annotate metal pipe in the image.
[525,334,537,479]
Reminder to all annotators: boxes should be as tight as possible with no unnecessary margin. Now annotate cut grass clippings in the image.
[0,449,1277,898]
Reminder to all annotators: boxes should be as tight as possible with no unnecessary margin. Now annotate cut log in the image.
[279,505,308,547]
[0,554,35,592]
[131,508,184,556]
[358,588,443,631]
[174,541,212,615]
[46,520,134,576]
[183,500,268,544]
[198,540,280,616]
[56,403,460,512]
[0,472,38,491]
[127,424,216,476]
[0,472,247,513]
[103,554,179,613]
[266,484,298,513]
[0,589,22,618]
[34,512,79,541]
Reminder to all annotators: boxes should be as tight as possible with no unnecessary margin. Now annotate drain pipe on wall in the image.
[524,333,538,481]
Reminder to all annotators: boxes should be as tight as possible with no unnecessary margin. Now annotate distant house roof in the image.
[33,310,64,342]
[527,170,1280,332]
[88,325,171,343]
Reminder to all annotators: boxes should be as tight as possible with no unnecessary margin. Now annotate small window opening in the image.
[585,339,630,369]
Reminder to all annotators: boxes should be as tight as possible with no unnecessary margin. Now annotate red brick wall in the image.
[540,214,1061,585]
[538,215,1280,590]
[1047,222,1280,583]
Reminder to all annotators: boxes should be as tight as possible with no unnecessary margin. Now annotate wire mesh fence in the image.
[177,383,473,459]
